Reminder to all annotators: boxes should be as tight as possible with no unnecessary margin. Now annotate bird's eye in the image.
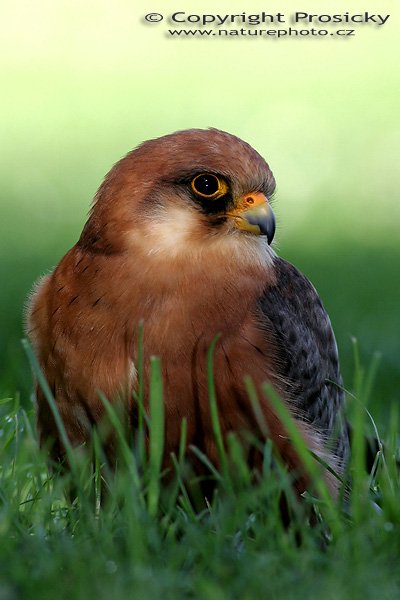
[191,174,226,199]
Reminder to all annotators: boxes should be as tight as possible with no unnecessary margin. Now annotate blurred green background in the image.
[1,0,399,424]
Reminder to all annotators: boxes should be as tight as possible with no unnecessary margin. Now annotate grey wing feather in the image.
[258,257,349,462]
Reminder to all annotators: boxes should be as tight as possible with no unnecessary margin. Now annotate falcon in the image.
[26,128,349,499]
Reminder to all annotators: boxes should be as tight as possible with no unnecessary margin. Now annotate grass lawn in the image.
[1,337,399,600]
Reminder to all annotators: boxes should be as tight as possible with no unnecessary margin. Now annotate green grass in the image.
[1,345,399,600]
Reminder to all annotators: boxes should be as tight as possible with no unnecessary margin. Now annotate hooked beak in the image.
[228,192,276,245]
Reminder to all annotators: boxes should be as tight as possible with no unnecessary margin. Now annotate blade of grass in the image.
[97,390,144,508]
[147,356,164,516]
[244,376,269,438]
[350,339,370,524]
[92,428,103,518]
[136,320,146,466]
[226,432,251,488]
[165,417,188,519]
[261,382,342,536]
[170,453,197,521]
[207,334,228,477]
[189,445,223,483]
[22,338,79,481]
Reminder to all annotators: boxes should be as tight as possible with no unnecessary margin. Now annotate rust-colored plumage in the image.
[27,129,348,499]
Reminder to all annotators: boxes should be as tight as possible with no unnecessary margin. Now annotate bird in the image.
[26,128,349,500]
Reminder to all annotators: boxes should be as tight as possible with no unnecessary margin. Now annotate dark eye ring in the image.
[191,174,227,199]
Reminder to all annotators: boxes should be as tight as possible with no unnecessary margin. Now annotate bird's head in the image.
[79,129,276,266]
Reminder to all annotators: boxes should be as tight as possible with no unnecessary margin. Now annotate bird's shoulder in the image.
[257,256,345,443]
[259,256,335,343]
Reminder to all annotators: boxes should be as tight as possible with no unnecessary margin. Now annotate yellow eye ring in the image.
[191,173,228,199]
